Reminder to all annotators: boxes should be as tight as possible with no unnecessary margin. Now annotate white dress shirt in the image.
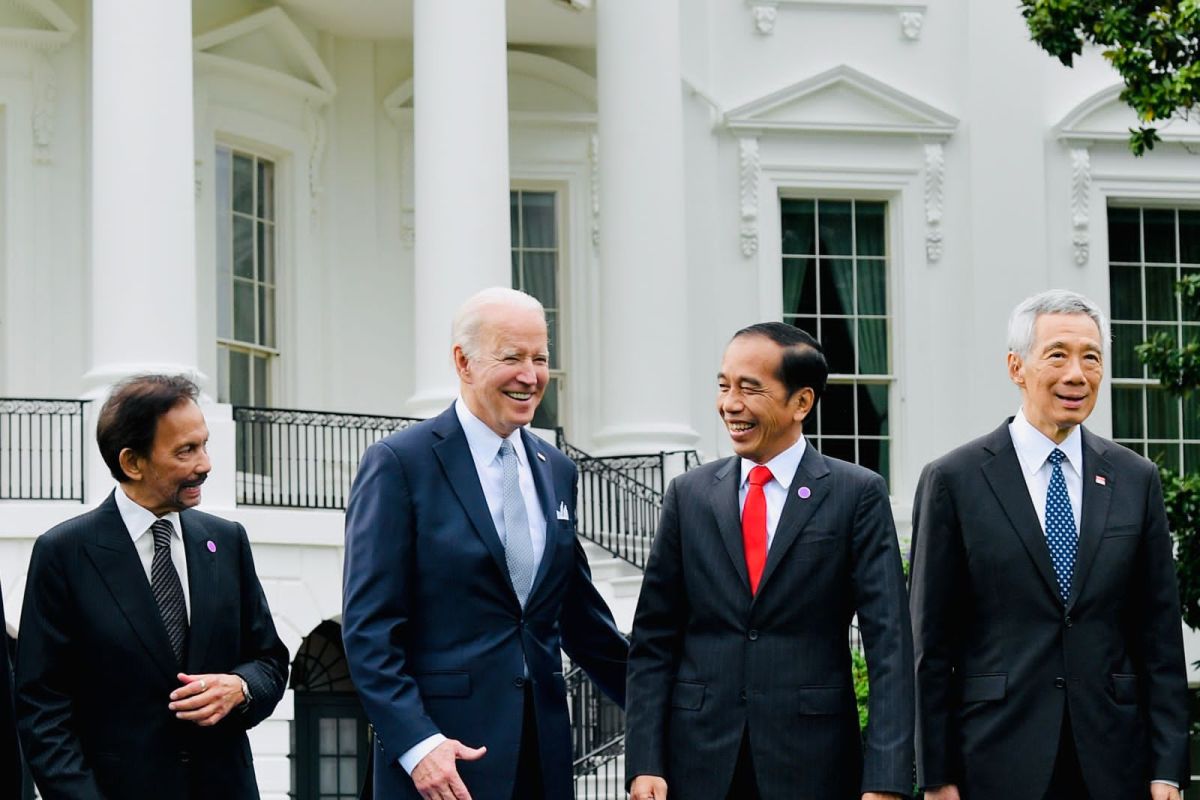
[1008,408,1083,536]
[737,434,808,549]
[114,484,191,620]
[399,399,550,775]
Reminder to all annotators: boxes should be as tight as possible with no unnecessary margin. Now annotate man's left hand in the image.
[863,794,904,800]
[168,673,245,726]
[1150,784,1181,800]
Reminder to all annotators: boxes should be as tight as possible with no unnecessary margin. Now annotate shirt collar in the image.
[455,396,528,470]
[1009,407,1083,477]
[739,434,808,490]
[114,483,182,543]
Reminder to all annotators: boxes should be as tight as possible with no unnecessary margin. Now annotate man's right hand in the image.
[411,739,487,800]
[630,775,668,800]
[925,786,961,800]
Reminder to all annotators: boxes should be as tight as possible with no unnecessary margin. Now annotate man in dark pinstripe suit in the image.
[626,323,914,800]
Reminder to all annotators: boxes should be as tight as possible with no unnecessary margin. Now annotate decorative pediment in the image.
[1057,83,1200,145]
[194,7,336,104]
[0,0,76,48]
[724,64,957,137]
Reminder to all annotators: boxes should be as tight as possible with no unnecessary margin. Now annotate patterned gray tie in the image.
[499,439,535,607]
[150,518,189,664]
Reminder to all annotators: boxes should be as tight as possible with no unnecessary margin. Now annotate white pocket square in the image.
[556,502,570,521]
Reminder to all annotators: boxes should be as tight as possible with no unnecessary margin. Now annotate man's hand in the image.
[630,775,668,800]
[924,786,961,800]
[863,794,904,800]
[168,673,245,727]
[411,739,487,800]
[1150,783,1181,800]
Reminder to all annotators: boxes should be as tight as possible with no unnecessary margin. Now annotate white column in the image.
[593,0,696,454]
[407,0,511,418]
[86,0,199,389]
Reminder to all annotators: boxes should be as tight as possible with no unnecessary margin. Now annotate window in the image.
[780,198,891,484]
[510,189,563,429]
[216,146,277,407]
[1107,205,1200,471]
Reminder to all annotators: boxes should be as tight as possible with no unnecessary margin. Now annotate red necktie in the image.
[743,465,772,595]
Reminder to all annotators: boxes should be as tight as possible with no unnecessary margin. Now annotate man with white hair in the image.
[343,287,627,800]
[910,289,1189,800]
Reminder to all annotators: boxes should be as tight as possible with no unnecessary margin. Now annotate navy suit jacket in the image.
[342,405,627,800]
[1,578,22,800]
[15,494,289,800]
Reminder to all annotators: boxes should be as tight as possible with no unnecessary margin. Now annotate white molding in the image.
[724,64,957,137]
[588,133,600,252]
[0,0,76,49]
[0,1,76,164]
[1057,83,1200,145]
[746,0,926,40]
[193,7,336,106]
[1069,146,1091,267]
[303,100,326,216]
[923,142,944,262]
[739,136,760,257]
[29,48,53,163]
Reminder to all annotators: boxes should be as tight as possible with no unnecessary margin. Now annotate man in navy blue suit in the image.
[342,287,627,800]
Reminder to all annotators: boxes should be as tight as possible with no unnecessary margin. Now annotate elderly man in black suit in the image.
[16,374,289,800]
[910,289,1189,799]
[626,322,914,800]
[1,578,21,799]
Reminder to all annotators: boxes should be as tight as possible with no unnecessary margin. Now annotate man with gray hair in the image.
[343,287,627,800]
[910,289,1189,799]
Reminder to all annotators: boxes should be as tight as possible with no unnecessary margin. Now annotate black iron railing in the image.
[574,734,625,799]
[567,660,625,796]
[0,399,86,502]
[232,406,422,509]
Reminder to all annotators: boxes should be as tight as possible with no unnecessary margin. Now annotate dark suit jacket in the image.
[625,445,914,800]
[341,405,628,800]
[15,493,289,800]
[910,421,1189,799]
[1,579,22,800]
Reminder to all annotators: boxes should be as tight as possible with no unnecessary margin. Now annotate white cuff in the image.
[1151,780,1180,789]
[398,733,447,775]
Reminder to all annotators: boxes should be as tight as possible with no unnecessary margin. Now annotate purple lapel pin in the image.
[206,540,217,553]
[797,486,812,499]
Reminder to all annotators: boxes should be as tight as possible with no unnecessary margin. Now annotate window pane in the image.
[1185,392,1199,439]
[1121,441,1146,457]
[821,317,855,374]
[253,353,269,406]
[781,199,815,256]
[533,375,559,429]
[858,438,888,482]
[1148,323,1178,350]
[1181,210,1200,264]
[510,191,520,247]
[233,154,254,215]
[1147,388,1180,440]
[857,319,888,375]
[821,383,854,435]
[820,437,855,463]
[338,719,356,755]
[1109,265,1142,321]
[521,192,556,249]
[340,758,357,793]
[819,259,854,315]
[233,216,254,279]
[1147,441,1180,471]
[521,252,557,309]
[857,383,888,436]
[258,223,275,286]
[817,201,853,256]
[1112,386,1144,440]
[319,757,337,793]
[229,350,250,406]
[1185,268,1200,322]
[234,280,256,343]
[1108,206,1141,262]
[217,348,230,404]
[1111,323,1144,379]
[1144,209,1177,263]
[788,316,817,339]
[1146,267,1179,321]
[857,260,886,316]
[511,250,520,288]
[1186,444,1200,473]
[257,160,274,220]
[855,202,886,257]
[782,258,816,316]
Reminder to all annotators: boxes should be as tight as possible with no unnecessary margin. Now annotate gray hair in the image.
[452,287,545,360]
[1006,289,1109,358]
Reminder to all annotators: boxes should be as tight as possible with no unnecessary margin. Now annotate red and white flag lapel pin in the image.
[1094,475,1107,486]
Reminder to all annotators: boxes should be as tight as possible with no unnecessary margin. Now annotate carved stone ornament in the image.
[589,132,601,251]
[738,137,760,257]
[1069,146,1091,266]
[924,142,945,262]
[899,10,924,40]
[31,50,56,164]
[751,3,779,34]
[304,100,327,216]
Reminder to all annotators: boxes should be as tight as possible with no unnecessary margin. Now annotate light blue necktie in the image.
[499,439,535,607]
[1045,448,1078,602]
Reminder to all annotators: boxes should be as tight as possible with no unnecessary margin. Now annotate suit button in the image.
[747,629,759,641]
[1064,615,1073,627]
[1054,677,1066,689]
[514,677,526,689]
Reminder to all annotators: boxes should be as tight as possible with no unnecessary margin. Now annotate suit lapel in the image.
[82,494,179,680]
[756,444,831,597]
[430,408,519,604]
[523,429,558,601]
[711,457,751,593]
[181,512,219,672]
[979,423,1062,605]
[1067,428,1113,609]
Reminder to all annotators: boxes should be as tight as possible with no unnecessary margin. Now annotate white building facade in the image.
[1,0,1199,797]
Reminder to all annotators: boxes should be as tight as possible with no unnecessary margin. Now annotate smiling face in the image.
[717,334,814,464]
[120,399,211,516]
[1008,312,1104,443]
[455,303,549,437]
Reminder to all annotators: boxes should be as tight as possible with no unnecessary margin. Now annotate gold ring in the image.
[199,679,207,691]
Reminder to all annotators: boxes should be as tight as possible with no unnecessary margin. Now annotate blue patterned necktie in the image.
[1044,448,1078,602]
[150,518,189,664]
[499,439,535,607]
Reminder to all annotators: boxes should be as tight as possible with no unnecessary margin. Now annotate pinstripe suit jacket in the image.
[626,444,914,799]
